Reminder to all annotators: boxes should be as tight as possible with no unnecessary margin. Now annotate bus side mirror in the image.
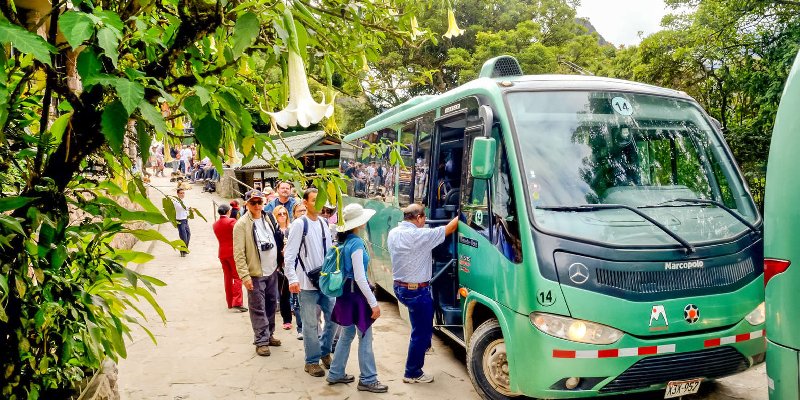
[471,137,497,179]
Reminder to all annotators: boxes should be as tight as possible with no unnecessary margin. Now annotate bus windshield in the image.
[507,91,758,246]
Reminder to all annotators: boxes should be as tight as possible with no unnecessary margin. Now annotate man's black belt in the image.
[394,280,429,290]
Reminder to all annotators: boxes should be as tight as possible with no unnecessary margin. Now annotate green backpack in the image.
[319,245,344,297]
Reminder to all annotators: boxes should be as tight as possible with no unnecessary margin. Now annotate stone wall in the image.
[76,360,120,400]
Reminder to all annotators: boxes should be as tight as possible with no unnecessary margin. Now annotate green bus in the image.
[340,56,765,399]
[764,51,800,400]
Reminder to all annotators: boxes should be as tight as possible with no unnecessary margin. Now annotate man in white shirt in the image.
[173,188,190,257]
[388,204,458,384]
[233,190,282,356]
[285,188,336,377]
[179,145,193,174]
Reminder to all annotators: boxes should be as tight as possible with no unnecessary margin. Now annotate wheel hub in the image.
[482,338,513,396]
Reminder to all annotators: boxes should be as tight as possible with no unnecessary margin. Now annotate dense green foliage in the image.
[361,0,799,209]
[0,0,421,397]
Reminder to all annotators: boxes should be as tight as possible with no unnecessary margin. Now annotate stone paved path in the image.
[117,175,768,400]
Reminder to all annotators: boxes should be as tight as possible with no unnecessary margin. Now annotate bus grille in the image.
[600,347,748,393]
[595,258,754,294]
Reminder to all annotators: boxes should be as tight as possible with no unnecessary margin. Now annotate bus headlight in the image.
[744,302,765,325]
[530,312,623,345]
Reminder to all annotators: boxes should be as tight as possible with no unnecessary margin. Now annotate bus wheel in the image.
[467,319,519,399]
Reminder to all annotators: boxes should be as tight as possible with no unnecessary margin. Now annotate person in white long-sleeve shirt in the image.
[284,188,336,377]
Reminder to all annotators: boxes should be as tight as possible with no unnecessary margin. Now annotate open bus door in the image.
[426,109,468,343]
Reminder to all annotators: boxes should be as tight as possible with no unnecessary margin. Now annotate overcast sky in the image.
[576,0,671,47]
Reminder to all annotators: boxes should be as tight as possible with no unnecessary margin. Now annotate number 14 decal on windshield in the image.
[611,97,634,116]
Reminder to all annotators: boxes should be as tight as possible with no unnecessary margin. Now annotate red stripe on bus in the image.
[705,338,721,347]
[598,349,619,358]
[735,333,751,342]
[552,350,576,358]
[638,346,658,355]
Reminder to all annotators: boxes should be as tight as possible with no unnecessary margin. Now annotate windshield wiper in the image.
[646,198,760,234]
[538,204,695,253]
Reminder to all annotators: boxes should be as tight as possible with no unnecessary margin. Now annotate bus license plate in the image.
[664,378,702,398]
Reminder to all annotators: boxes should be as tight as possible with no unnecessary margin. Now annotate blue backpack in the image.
[319,243,345,297]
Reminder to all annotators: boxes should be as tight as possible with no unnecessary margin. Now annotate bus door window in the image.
[463,126,522,263]
[414,112,435,205]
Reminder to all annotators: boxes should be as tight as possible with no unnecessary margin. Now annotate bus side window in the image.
[397,122,417,207]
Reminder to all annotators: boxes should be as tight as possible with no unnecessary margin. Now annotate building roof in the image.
[237,131,336,172]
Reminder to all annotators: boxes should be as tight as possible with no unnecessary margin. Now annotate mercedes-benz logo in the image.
[568,263,590,285]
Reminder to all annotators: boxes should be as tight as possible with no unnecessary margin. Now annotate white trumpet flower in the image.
[410,16,426,41]
[268,8,334,129]
[443,8,465,39]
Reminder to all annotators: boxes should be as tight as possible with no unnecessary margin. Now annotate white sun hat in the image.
[337,203,376,232]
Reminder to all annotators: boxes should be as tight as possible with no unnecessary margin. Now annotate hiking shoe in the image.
[403,373,434,384]
[326,374,355,385]
[268,337,281,347]
[231,306,248,313]
[320,354,332,369]
[256,345,270,357]
[304,363,325,377]
[358,381,389,393]
[282,322,292,330]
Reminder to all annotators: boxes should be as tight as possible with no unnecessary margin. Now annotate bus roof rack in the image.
[479,55,523,79]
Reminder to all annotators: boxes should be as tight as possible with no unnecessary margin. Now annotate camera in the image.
[260,242,274,251]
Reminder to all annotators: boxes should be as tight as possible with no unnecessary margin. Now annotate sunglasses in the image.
[277,212,288,216]
[248,200,264,205]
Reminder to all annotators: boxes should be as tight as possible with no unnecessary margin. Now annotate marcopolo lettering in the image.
[664,260,704,270]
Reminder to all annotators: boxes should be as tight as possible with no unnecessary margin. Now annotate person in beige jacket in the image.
[233,190,282,356]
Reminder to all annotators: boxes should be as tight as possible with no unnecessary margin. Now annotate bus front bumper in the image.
[506,311,766,398]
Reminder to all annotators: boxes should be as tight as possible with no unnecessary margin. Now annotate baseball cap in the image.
[244,190,265,202]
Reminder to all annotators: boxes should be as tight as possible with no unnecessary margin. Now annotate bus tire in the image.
[467,319,519,399]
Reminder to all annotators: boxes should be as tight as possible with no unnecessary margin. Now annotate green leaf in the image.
[232,12,259,59]
[0,20,55,65]
[162,197,177,226]
[111,78,145,116]
[194,85,211,105]
[114,250,155,265]
[0,196,33,212]
[138,101,168,134]
[50,245,68,269]
[49,112,72,149]
[95,10,124,34]
[194,115,222,152]
[101,100,128,153]
[59,11,96,49]
[97,27,120,67]
[124,228,169,242]
[0,215,24,235]
[182,95,205,121]
[0,274,9,299]
[77,49,103,84]
[136,121,151,163]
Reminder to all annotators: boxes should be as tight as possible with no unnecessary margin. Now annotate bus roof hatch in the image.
[479,55,523,79]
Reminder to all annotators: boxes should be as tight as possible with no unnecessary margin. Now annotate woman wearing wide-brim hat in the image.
[326,203,388,393]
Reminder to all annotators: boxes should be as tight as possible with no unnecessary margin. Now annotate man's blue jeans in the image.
[298,290,337,364]
[328,325,378,384]
[394,285,434,379]
[177,219,190,248]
